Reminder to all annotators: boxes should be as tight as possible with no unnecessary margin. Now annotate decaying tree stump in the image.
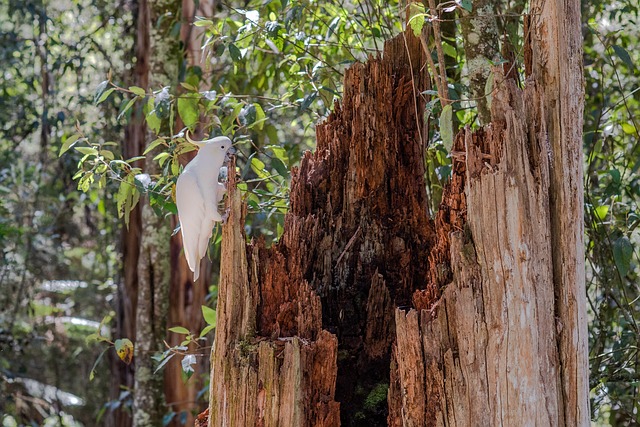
[206,0,588,422]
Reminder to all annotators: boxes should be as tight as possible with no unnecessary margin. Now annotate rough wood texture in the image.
[206,5,587,423]
[389,59,587,427]
[207,31,436,426]
[529,0,590,423]
[390,72,560,426]
[208,162,340,427]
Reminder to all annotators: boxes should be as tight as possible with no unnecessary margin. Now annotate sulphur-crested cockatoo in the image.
[176,134,232,282]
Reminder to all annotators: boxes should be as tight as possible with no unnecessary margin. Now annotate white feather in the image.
[176,136,232,282]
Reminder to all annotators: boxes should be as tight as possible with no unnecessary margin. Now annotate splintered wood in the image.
[207,29,443,427]
[208,161,340,427]
[390,75,565,426]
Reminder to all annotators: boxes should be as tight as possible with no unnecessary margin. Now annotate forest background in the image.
[0,0,639,425]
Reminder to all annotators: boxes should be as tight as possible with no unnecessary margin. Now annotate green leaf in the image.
[251,157,268,178]
[594,205,609,221]
[408,3,425,37]
[622,122,636,134]
[94,80,109,104]
[177,94,200,128]
[169,326,190,335]
[118,97,137,121]
[145,97,162,134]
[253,103,266,130]
[153,353,175,374]
[59,134,81,156]
[96,88,115,105]
[89,348,109,381]
[272,158,289,179]
[613,236,633,277]
[457,0,472,12]
[612,45,634,69]
[229,43,242,62]
[143,138,166,155]
[199,324,216,338]
[100,150,115,161]
[442,42,457,59]
[75,146,98,156]
[180,82,197,91]
[439,104,454,151]
[129,86,146,96]
[202,305,217,326]
[194,19,213,27]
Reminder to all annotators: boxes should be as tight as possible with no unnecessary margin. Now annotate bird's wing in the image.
[176,171,206,277]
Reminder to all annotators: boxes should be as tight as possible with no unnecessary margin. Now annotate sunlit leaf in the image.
[115,338,134,364]
[408,3,425,37]
[202,305,217,326]
[178,94,200,128]
[129,86,146,96]
[594,205,609,221]
[59,134,81,156]
[94,80,109,104]
[169,326,190,335]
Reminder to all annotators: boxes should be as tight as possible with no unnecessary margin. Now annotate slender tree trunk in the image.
[205,0,588,424]
[165,2,217,425]
[459,0,500,125]
[109,0,147,425]
[129,1,172,426]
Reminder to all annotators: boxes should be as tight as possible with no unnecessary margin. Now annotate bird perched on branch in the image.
[176,133,233,282]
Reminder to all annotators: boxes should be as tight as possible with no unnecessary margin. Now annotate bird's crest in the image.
[185,131,230,148]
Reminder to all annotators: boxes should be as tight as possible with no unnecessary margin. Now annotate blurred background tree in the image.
[0,0,638,425]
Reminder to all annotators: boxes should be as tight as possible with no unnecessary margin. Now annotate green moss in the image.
[363,383,389,411]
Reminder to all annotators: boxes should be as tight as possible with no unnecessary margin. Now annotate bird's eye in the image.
[221,146,225,149]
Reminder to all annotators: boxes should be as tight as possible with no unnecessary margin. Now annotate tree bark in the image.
[459,0,500,125]
[130,1,172,426]
[389,0,589,423]
[205,0,588,423]
[109,0,148,425]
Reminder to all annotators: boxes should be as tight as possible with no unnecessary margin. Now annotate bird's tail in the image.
[193,260,200,282]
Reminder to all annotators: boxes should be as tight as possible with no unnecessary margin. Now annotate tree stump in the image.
[206,0,588,420]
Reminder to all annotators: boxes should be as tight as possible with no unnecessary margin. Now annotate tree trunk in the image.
[108,0,148,425]
[165,2,217,424]
[205,0,588,424]
[459,0,500,125]
[130,1,172,426]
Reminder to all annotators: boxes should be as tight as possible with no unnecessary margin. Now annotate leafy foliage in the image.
[582,2,640,424]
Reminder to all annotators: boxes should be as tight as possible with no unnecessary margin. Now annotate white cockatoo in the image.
[176,134,233,282]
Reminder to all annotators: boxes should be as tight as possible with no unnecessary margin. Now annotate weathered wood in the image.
[389,30,587,426]
[208,30,433,426]
[529,0,590,423]
[208,162,340,427]
[391,73,565,425]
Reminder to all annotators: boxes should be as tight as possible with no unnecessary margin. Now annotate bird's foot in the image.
[221,208,230,224]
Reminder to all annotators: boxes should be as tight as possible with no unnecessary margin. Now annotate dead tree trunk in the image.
[206,0,588,423]
[389,0,589,423]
